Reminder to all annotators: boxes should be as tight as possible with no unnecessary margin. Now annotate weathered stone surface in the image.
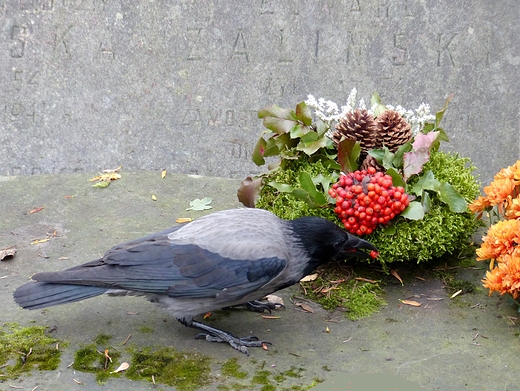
[0,1,518,183]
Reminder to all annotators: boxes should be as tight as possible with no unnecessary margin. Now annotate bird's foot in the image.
[243,300,285,313]
[188,319,271,355]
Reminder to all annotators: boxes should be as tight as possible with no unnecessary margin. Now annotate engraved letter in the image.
[436,33,456,66]
[10,25,27,58]
[231,30,249,61]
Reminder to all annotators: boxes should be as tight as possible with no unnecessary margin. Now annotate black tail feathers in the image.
[13,282,107,310]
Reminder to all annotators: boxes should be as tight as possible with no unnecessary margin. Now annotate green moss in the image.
[301,270,386,320]
[125,347,211,391]
[258,150,481,267]
[221,357,248,379]
[72,335,122,384]
[138,325,154,334]
[94,333,112,346]
[0,323,64,379]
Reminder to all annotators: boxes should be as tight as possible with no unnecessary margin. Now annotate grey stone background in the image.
[0,0,518,184]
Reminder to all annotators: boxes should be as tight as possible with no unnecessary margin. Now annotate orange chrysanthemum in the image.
[468,195,491,215]
[483,177,517,206]
[483,254,520,299]
[504,196,520,220]
[476,219,520,261]
[493,160,520,181]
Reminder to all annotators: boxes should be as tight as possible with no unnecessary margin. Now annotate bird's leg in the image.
[177,317,271,355]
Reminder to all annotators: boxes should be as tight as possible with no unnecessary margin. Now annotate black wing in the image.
[32,228,287,300]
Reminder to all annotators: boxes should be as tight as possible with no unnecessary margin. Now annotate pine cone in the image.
[329,129,347,148]
[335,109,377,153]
[375,110,412,152]
[360,154,383,172]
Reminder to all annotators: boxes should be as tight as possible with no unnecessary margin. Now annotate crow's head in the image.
[290,216,377,264]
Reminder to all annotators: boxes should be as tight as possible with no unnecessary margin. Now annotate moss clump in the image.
[369,151,482,265]
[301,270,386,320]
[258,150,481,266]
[0,323,64,379]
[125,347,211,391]
[72,334,121,384]
[221,357,248,379]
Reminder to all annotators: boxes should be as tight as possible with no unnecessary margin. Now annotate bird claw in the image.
[194,332,270,355]
[245,300,285,313]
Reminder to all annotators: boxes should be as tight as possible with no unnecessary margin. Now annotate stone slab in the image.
[2,172,520,390]
[0,1,519,183]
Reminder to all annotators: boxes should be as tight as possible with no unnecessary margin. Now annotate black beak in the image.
[341,236,377,259]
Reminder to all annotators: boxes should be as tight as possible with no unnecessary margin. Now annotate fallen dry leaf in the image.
[450,289,463,299]
[89,166,122,187]
[261,343,269,351]
[102,166,122,173]
[176,217,193,224]
[0,246,16,261]
[325,326,330,333]
[151,194,157,201]
[294,302,314,313]
[262,315,281,319]
[161,169,167,179]
[111,362,130,374]
[203,312,212,319]
[72,378,83,385]
[300,273,318,282]
[121,334,132,345]
[29,206,45,214]
[354,277,377,284]
[400,299,422,307]
[391,269,404,286]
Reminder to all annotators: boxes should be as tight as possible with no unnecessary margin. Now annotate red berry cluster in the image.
[328,167,410,236]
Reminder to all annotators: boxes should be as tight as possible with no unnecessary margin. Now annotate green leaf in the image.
[421,190,432,214]
[291,188,318,208]
[299,130,319,143]
[290,123,310,139]
[381,147,395,170]
[438,182,468,213]
[368,148,385,164]
[435,127,449,142]
[299,171,316,194]
[371,92,387,117]
[435,94,452,128]
[258,105,297,121]
[409,170,440,195]
[385,167,405,188]
[393,142,412,169]
[296,137,328,155]
[314,120,329,136]
[252,137,267,166]
[186,198,213,211]
[268,181,294,193]
[295,101,312,126]
[92,181,110,188]
[400,201,425,220]
[262,117,297,135]
[338,139,360,173]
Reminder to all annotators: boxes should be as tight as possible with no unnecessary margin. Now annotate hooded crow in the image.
[14,208,376,354]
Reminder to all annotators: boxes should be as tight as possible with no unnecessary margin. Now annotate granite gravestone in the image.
[0,0,518,183]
